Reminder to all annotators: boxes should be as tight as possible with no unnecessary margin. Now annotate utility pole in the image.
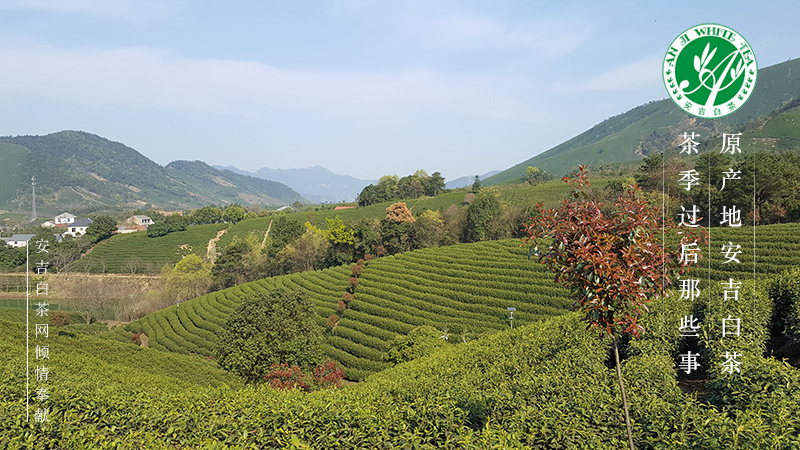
[31,177,37,222]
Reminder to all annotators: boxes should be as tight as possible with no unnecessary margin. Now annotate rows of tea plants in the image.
[123,223,800,380]
[126,265,351,358]
[3,290,800,448]
[125,239,577,379]
[67,223,228,273]
[703,223,800,280]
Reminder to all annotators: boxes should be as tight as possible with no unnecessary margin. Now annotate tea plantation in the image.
[126,239,576,380]
[2,273,800,448]
[125,223,800,381]
[66,223,228,273]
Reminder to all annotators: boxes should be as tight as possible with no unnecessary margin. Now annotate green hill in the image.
[126,223,800,381]
[0,130,308,214]
[486,58,800,185]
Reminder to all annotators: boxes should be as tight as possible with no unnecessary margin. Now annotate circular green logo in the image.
[663,24,757,118]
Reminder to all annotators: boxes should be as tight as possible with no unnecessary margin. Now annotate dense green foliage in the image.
[358,171,446,206]
[2,277,799,448]
[768,267,800,346]
[215,290,324,384]
[147,214,187,237]
[84,216,116,243]
[464,193,501,242]
[386,325,449,364]
[0,245,26,271]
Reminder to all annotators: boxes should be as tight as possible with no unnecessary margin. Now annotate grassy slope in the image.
[743,104,800,153]
[485,58,800,185]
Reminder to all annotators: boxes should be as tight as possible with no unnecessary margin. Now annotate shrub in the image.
[387,325,448,364]
[130,332,143,346]
[767,267,800,345]
[50,311,72,327]
[264,363,309,391]
[313,360,344,389]
[215,289,324,384]
[326,315,339,329]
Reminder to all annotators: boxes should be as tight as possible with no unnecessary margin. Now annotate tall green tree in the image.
[85,216,117,243]
[464,194,500,242]
[357,184,381,207]
[222,203,247,224]
[161,254,212,303]
[215,289,324,385]
[471,175,481,193]
[424,171,446,196]
[397,175,424,198]
[191,206,222,224]
[277,223,329,273]
[323,215,356,267]
[211,234,265,290]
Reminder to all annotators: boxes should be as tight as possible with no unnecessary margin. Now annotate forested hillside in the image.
[0,131,307,213]
[486,58,800,184]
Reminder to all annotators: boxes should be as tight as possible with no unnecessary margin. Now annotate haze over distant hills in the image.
[485,58,800,185]
[445,170,501,189]
[0,131,308,214]
[218,165,506,201]
[214,165,378,203]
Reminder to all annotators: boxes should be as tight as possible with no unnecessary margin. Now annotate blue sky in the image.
[1,1,798,181]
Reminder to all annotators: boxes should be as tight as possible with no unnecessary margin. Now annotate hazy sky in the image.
[1,1,798,181]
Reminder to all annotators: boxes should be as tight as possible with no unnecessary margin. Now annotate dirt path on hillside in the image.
[260,219,273,250]
[206,228,228,262]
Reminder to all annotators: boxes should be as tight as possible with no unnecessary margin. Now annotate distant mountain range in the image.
[214,165,378,203]
[217,165,505,201]
[485,58,800,185]
[445,170,501,189]
[0,131,308,214]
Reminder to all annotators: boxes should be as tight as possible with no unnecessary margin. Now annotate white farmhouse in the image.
[127,215,153,226]
[54,212,77,225]
[64,218,93,237]
[1,234,36,248]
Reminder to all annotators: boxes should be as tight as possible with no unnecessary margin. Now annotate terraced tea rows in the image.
[127,239,575,379]
[68,223,228,273]
[126,223,800,380]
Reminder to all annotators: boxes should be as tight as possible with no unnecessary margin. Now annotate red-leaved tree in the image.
[523,165,707,449]
[313,360,344,389]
